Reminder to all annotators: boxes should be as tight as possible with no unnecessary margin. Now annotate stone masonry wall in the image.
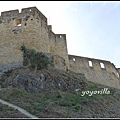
[0,7,50,65]
[0,7,120,89]
[0,7,69,70]
[55,34,69,70]
[49,30,69,70]
[68,55,120,89]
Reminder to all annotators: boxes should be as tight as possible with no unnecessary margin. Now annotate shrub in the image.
[20,44,53,71]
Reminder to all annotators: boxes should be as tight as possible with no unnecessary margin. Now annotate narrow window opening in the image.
[73,58,76,61]
[31,19,33,21]
[60,35,62,38]
[25,23,27,26]
[100,62,105,68]
[88,61,93,67]
[17,24,21,26]
[15,19,22,26]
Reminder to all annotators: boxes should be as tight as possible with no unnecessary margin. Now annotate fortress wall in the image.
[68,55,120,89]
[49,30,56,55]
[55,34,69,70]
[49,31,69,70]
[53,55,66,70]
[0,7,120,89]
[1,10,19,17]
[0,7,49,65]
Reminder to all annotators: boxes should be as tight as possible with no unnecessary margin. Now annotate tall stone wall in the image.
[49,30,56,55]
[55,34,69,70]
[0,7,50,65]
[68,55,120,89]
[0,6,120,89]
[0,7,70,69]
[49,30,69,70]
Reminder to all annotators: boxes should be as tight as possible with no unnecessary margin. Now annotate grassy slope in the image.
[0,67,120,118]
[0,102,29,118]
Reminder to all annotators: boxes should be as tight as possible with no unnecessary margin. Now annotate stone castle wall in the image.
[0,7,120,89]
[49,31,69,70]
[0,7,69,69]
[0,7,49,65]
[68,55,120,89]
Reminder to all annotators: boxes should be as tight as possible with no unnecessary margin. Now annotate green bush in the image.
[20,44,53,71]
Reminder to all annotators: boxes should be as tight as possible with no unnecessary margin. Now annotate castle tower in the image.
[0,7,69,70]
[0,7,50,65]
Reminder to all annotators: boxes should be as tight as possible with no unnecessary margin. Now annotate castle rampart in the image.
[68,55,120,89]
[0,7,120,89]
[1,9,19,17]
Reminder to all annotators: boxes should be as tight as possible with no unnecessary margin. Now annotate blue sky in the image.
[0,1,120,68]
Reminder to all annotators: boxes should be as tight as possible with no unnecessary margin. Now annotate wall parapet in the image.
[1,9,19,17]
[68,54,120,78]
[22,7,47,23]
[0,7,47,24]
[55,34,66,41]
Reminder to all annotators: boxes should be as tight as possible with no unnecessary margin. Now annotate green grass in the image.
[0,85,117,118]
[0,102,28,118]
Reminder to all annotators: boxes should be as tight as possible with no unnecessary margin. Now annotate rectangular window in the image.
[100,62,105,68]
[60,35,63,39]
[88,61,93,67]
[73,58,76,61]
[15,19,22,26]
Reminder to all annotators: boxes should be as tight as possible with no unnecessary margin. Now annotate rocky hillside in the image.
[0,65,120,118]
[0,66,87,93]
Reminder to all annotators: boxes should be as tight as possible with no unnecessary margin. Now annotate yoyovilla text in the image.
[81,88,110,96]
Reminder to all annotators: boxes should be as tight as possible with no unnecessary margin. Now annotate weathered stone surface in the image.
[0,67,86,93]
[0,7,69,70]
[0,6,120,89]
[69,55,120,89]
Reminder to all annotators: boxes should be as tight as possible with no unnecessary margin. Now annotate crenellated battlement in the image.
[55,34,66,41]
[21,7,47,23]
[0,7,47,25]
[1,9,19,17]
